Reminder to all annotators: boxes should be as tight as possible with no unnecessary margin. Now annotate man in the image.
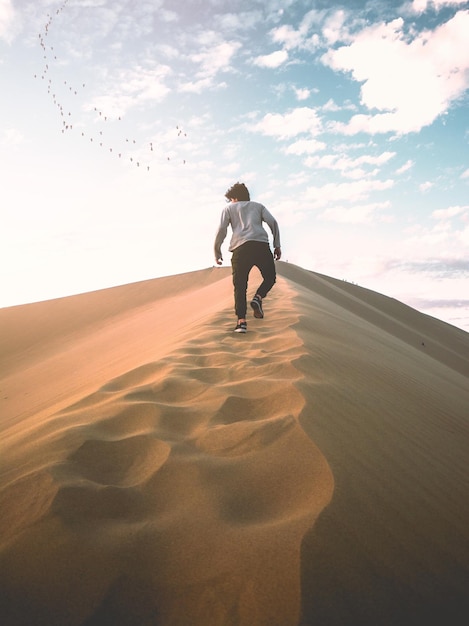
[214,182,281,333]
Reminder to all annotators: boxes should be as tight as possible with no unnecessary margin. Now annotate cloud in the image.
[303,178,394,208]
[251,107,322,139]
[412,298,469,309]
[432,204,468,219]
[411,0,468,13]
[402,216,469,249]
[428,205,469,246]
[270,24,303,49]
[253,49,288,68]
[322,9,347,45]
[319,201,392,223]
[304,151,396,177]
[322,98,356,112]
[192,39,241,77]
[396,159,414,174]
[388,257,469,277]
[270,9,321,50]
[461,168,469,179]
[215,11,263,31]
[86,63,171,117]
[284,138,326,155]
[180,38,241,92]
[294,87,311,100]
[322,10,469,135]
[49,0,153,52]
[419,181,434,192]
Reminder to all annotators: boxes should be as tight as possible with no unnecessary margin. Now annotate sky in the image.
[1,0,468,331]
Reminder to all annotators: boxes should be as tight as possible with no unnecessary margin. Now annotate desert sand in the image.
[0,261,468,626]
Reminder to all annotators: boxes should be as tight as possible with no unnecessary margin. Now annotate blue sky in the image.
[1,0,468,330]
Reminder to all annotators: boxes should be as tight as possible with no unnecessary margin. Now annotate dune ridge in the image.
[1,262,468,625]
[0,272,333,626]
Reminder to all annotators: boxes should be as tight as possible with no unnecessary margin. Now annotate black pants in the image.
[231,241,276,318]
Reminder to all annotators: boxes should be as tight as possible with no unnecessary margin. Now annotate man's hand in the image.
[274,247,281,260]
[216,257,223,265]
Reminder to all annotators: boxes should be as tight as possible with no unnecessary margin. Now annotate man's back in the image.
[215,200,280,254]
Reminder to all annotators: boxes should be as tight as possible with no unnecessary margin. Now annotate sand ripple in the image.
[0,277,333,626]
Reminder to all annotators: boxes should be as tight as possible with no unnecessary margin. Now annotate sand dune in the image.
[0,262,468,625]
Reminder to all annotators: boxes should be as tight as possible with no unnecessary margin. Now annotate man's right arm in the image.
[214,208,230,263]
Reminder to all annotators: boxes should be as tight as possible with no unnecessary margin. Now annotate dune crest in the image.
[0,274,333,626]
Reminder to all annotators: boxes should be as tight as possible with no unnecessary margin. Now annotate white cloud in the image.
[251,107,322,139]
[270,9,320,50]
[154,43,180,60]
[403,225,452,246]
[322,98,356,112]
[432,205,469,219]
[461,168,469,179]
[420,181,434,192]
[179,77,215,94]
[304,151,395,176]
[253,49,288,68]
[179,39,241,92]
[319,201,392,223]
[294,87,310,101]
[322,11,469,135]
[411,0,468,13]
[285,172,311,187]
[322,10,347,45]
[322,99,341,112]
[396,159,414,174]
[412,1,429,13]
[285,138,326,155]
[216,11,263,31]
[399,217,469,268]
[86,63,171,117]
[271,24,303,49]
[192,40,241,78]
[304,178,394,208]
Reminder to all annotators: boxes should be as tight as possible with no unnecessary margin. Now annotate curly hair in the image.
[225,182,250,201]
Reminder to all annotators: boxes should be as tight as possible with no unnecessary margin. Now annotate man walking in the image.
[214,182,281,333]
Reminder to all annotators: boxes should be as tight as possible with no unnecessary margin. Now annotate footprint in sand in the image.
[50,285,312,530]
[65,434,170,488]
[52,432,171,523]
[1,277,334,626]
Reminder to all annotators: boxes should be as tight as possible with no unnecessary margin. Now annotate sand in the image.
[0,262,468,625]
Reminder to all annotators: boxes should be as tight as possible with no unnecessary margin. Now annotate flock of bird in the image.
[34,0,187,171]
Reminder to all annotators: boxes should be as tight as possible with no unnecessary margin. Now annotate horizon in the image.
[1,0,468,331]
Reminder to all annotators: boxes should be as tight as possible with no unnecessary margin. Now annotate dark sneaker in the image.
[234,322,247,333]
[250,295,264,318]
